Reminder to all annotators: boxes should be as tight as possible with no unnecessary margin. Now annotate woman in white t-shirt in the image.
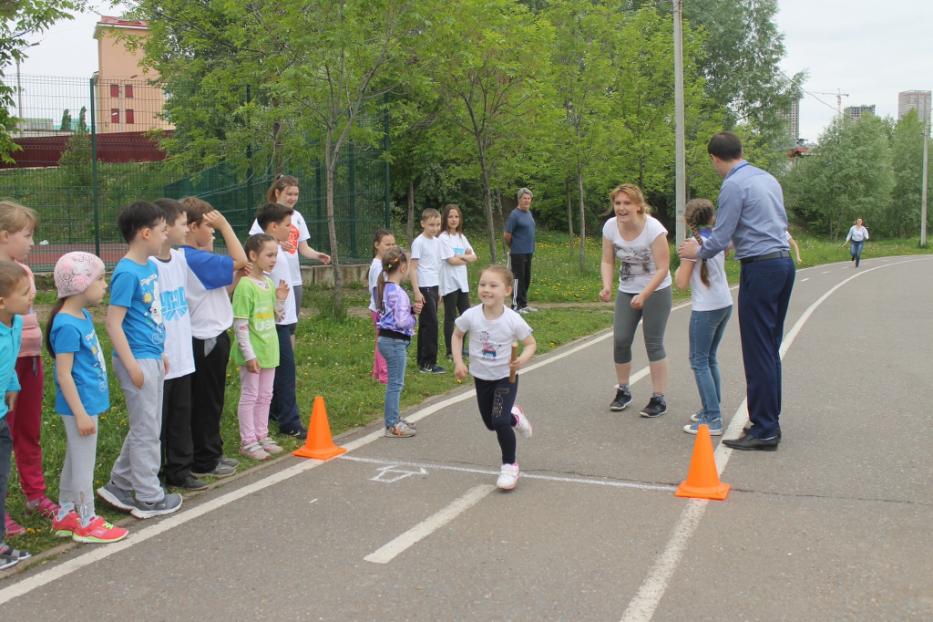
[438,204,478,360]
[842,217,869,267]
[599,184,673,418]
[675,199,733,436]
[250,175,331,341]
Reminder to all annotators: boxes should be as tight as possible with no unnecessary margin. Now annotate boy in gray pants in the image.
[97,202,182,519]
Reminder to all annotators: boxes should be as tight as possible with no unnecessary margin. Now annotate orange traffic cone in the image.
[293,396,347,461]
[675,424,730,500]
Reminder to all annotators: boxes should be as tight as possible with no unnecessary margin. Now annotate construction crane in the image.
[810,89,850,115]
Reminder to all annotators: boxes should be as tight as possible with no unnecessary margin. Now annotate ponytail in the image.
[684,198,715,288]
[44,298,67,358]
[376,246,407,313]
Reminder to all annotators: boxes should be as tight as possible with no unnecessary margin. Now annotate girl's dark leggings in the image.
[474,376,518,464]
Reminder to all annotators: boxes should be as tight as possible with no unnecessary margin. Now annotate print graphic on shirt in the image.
[480,330,496,360]
[452,246,465,256]
[287,224,299,255]
[160,286,189,323]
[85,331,108,392]
[614,244,654,283]
[139,272,165,345]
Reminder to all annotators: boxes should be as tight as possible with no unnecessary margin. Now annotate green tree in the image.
[60,108,71,132]
[57,126,94,238]
[76,105,87,132]
[0,0,83,161]
[890,110,931,238]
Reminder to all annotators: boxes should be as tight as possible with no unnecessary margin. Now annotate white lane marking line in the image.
[0,303,679,604]
[370,464,428,483]
[800,277,810,282]
[364,485,496,564]
[821,270,830,274]
[619,257,931,622]
[343,455,677,493]
[309,498,319,505]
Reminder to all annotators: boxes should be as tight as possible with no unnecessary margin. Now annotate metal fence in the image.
[0,74,390,271]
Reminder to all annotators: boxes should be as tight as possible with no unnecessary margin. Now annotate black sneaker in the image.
[610,386,633,411]
[640,396,667,418]
[280,425,307,438]
[169,475,209,491]
[429,365,446,374]
[419,365,433,374]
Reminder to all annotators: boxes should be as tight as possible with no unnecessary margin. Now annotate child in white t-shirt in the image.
[675,199,733,436]
[368,229,396,384]
[410,208,444,374]
[438,204,477,360]
[453,265,536,491]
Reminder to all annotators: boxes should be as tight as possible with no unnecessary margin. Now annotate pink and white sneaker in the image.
[4,514,26,537]
[26,496,59,520]
[496,463,520,490]
[511,405,533,439]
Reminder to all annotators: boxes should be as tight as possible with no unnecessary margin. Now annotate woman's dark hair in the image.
[441,204,463,234]
[244,233,276,262]
[684,198,715,287]
[266,175,300,203]
[372,228,394,257]
[376,246,408,313]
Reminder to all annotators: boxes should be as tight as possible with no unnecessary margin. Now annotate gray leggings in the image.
[613,286,672,364]
[59,415,99,523]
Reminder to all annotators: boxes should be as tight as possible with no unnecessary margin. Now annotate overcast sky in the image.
[13,0,933,143]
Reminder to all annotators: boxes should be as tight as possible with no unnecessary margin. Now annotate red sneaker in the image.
[52,511,81,537]
[26,496,60,520]
[4,514,26,537]
[72,516,129,544]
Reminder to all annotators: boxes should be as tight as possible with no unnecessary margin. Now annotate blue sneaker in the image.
[683,420,723,436]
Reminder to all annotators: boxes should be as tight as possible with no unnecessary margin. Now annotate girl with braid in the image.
[675,199,733,435]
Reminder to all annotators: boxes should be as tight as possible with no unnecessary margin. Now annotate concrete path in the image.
[2,256,931,621]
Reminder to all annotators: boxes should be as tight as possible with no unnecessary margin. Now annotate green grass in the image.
[5,229,930,557]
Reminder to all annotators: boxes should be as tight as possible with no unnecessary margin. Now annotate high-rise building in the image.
[898,90,931,126]
[781,98,800,145]
[844,105,875,121]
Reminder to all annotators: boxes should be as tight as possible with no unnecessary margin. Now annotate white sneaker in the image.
[511,405,533,439]
[496,463,520,490]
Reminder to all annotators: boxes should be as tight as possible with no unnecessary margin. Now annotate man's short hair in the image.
[707,132,743,161]
[117,201,164,243]
[256,202,294,231]
[516,187,533,201]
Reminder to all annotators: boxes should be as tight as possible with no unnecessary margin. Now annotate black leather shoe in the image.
[723,433,780,451]
[742,423,782,441]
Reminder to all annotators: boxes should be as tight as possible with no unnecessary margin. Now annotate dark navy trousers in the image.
[738,257,795,439]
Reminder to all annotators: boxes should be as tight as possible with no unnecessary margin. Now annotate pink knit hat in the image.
[54,251,105,298]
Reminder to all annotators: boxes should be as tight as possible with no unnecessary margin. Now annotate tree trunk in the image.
[577,165,587,272]
[324,129,344,316]
[565,177,574,238]
[495,189,509,262]
[406,178,415,244]
[478,148,497,264]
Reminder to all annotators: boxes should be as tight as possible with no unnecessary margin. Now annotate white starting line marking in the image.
[619,257,932,622]
[370,464,428,483]
[345,455,676,493]
[364,485,496,564]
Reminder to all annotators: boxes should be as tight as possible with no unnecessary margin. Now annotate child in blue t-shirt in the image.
[48,252,127,543]
[0,261,31,569]
[97,202,182,520]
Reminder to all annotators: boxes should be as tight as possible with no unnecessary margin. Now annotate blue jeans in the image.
[689,306,733,426]
[269,324,303,433]
[738,257,795,439]
[378,336,410,428]
[849,240,864,266]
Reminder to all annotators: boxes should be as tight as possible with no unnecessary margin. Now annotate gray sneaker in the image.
[97,481,135,512]
[218,455,240,469]
[385,421,416,438]
[131,493,183,519]
[191,462,236,479]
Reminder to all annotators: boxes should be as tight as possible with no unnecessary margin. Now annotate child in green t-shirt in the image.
[232,234,289,461]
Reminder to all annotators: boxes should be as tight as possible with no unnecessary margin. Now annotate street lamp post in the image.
[921,112,929,247]
[673,0,686,244]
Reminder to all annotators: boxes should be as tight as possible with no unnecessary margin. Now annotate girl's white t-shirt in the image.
[152,248,195,379]
[454,305,532,381]
[602,215,672,294]
[368,257,383,313]
[438,231,473,296]
[249,209,311,286]
[688,232,733,312]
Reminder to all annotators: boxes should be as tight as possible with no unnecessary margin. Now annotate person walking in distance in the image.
[679,131,795,451]
[842,218,869,267]
[504,188,536,313]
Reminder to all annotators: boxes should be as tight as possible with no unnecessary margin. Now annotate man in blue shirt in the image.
[679,132,794,450]
[504,188,537,313]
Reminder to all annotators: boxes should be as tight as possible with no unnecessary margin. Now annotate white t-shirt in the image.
[454,305,533,381]
[183,246,235,340]
[411,233,442,288]
[687,233,732,312]
[602,215,672,294]
[368,257,383,313]
[267,244,297,325]
[152,249,195,379]
[438,231,473,296]
[249,209,311,286]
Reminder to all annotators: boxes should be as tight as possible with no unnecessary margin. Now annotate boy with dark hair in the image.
[0,261,32,569]
[256,203,306,437]
[410,207,445,374]
[98,202,183,519]
[152,199,204,491]
[179,197,248,479]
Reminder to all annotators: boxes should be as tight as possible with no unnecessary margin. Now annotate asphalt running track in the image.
[1,256,931,621]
